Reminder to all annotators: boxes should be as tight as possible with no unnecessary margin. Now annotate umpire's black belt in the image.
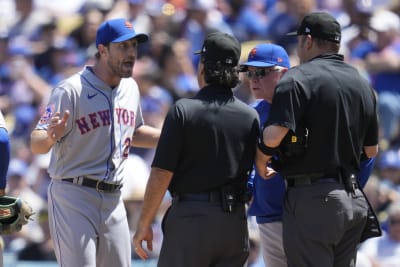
[172,191,221,203]
[285,172,342,188]
[62,177,122,193]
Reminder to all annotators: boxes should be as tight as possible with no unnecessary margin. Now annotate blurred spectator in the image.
[6,41,50,139]
[359,202,400,267]
[69,4,105,62]
[107,0,152,35]
[35,36,83,87]
[173,0,232,68]
[362,149,400,221]
[266,0,316,54]
[7,0,50,47]
[0,33,13,115]
[351,9,400,144]
[219,0,270,42]
[132,57,173,165]
[133,58,173,129]
[156,38,199,99]
[377,149,400,195]
[339,0,374,60]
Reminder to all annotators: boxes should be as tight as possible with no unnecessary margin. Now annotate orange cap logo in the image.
[125,21,133,29]
[249,48,257,59]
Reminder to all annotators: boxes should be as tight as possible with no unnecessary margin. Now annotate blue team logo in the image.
[38,104,55,125]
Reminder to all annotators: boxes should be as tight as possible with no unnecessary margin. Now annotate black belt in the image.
[172,191,222,203]
[285,172,341,187]
[62,177,122,193]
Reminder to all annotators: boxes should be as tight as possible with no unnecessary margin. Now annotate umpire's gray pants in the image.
[283,180,368,267]
[158,200,249,267]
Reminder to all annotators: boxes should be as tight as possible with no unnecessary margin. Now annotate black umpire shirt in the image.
[152,85,260,193]
[266,54,379,176]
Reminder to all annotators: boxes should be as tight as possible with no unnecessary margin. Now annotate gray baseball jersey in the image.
[35,66,144,184]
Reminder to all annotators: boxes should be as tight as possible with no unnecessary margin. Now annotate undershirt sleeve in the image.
[0,128,10,189]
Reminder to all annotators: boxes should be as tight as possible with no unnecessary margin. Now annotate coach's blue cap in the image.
[241,43,290,69]
[95,18,148,48]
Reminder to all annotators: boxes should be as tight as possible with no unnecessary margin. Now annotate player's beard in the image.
[107,57,135,79]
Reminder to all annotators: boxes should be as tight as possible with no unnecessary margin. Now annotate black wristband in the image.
[257,137,279,156]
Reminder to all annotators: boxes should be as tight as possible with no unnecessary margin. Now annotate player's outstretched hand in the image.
[255,146,277,179]
[133,225,153,260]
[48,110,70,141]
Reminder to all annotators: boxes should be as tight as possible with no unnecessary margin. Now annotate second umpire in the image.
[255,12,379,267]
[134,31,259,267]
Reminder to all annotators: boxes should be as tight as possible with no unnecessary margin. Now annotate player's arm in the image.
[30,129,56,154]
[356,144,378,188]
[133,167,173,260]
[131,125,161,148]
[0,127,10,196]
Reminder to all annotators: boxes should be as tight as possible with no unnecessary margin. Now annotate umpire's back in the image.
[159,86,259,193]
[270,54,378,175]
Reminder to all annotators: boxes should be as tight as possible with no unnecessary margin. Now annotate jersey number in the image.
[122,137,131,159]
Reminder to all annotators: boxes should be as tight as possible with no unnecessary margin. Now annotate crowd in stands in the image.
[0,0,400,266]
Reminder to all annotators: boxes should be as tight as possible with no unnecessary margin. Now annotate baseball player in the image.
[0,111,9,197]
[30,18,160,267]
[242,43,290,267]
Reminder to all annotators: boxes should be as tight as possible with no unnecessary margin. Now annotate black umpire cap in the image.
[195,31,241,65]
[287,11,341,43]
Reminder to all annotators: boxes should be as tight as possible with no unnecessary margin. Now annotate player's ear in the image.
[97,44,108,57]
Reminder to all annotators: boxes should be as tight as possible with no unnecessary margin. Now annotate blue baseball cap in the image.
[95,18,148,48]
[241,43,290,69]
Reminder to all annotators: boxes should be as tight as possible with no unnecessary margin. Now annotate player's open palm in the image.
[48,110,70,141]
[133,226,153,260]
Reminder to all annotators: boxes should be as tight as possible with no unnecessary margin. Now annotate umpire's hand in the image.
[133,225,153,260]
[255,147,277,179]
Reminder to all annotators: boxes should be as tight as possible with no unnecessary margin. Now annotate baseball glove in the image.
[0,196,33,235]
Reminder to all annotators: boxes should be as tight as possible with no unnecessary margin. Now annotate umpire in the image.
[133,31,259,267]
[255,12,379,267]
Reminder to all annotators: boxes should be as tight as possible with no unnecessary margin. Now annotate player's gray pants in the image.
[258,222,287,267]
[48,179,131,267]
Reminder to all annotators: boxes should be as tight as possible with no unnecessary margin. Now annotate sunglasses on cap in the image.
[246,68,282,79]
